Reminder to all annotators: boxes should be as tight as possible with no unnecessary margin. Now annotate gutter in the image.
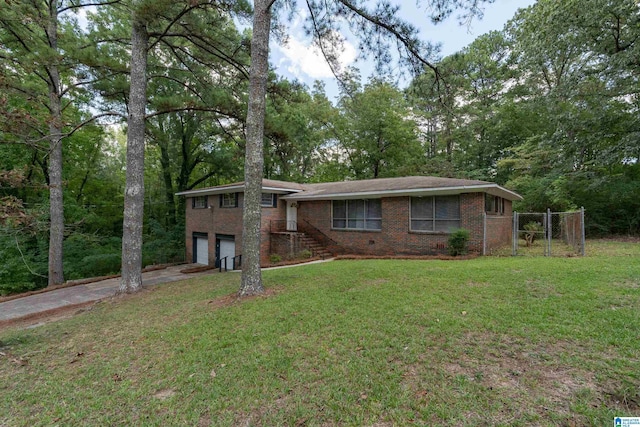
[175,185,303,197]
[280,184,523,201]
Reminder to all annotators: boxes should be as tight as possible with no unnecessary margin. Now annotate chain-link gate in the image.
[512,208,585,256]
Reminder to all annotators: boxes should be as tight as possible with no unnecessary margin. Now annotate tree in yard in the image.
[240,0,271,296]
[263,79,332,182]
[239,0,492,296]
[337,78,424,179]
[0,0,121,287]
[143,10,249,228]
[90,0,251,293]
[119,1,150,293]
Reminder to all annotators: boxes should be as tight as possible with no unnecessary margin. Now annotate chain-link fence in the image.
[512,208,585,257]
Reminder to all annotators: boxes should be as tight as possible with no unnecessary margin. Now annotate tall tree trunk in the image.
[159,140,177,227]
[120,13,149,293]
[239,0,271,296]
[47,2,64,287]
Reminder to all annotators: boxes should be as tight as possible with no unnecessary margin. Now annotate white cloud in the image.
[275,35,357,80]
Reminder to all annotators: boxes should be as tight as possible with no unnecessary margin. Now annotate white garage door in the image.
[195,237,208,265]
[219,239,235,269]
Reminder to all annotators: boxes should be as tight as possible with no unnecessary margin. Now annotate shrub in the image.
[0,281,39,297]
[0,231,47,295]
[64,234,121,280]
[448,228,470,256]
[142,219,185,266]
[521,222,543,247]
[78,254,121,277]
[269,254,282,264]
[299,249,313,259]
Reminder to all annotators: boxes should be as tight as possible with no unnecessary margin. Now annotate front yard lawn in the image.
[1,240,639,425]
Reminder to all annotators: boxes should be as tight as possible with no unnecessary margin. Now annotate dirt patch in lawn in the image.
[403,332,606,425]
[0,288,160,332]
[0,301,98,331]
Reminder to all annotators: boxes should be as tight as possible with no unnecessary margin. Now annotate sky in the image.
[271,0,537,101]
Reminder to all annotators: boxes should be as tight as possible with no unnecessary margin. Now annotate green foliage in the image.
[447,228,470,256]
[521,222,544,247]
[337,78,425,179]
[142,219,185,266]
[269,254,282,264]
[78,254,122,277]
[0,231,46,295]
[298,249,312,259]
[407,0,640,236]
[1,0,638,297]
[63,234,122,280]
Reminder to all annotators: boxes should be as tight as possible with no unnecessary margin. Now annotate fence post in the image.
[512,211,518,256]
[546,208,552,256]
[482,211,487,256]
[580,206,586,256]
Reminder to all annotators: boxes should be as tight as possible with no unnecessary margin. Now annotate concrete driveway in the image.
[0,264,214,324]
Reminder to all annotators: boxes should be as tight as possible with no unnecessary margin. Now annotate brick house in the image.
[176,176,522,267]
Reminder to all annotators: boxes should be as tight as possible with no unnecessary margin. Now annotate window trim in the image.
[409,195,461,233]
[332,199,382,231]
[260,192,277,208]
[220,192,238,208]
[192,195,208,209]
[485,194,505,216]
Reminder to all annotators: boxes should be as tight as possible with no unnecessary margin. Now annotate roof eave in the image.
[281,184,523,201]
[175,185,303,197]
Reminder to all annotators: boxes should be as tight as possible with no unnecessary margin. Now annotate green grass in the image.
[1,240,639,426]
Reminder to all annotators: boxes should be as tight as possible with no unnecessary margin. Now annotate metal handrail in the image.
[232,254,242,269]
[219,256,228,272]
[298,218,338,249]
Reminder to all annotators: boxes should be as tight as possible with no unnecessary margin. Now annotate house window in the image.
[220,193,238,208]
[332,199,381,231]
[192,196,208,209]
[410,195,460,232]
[261,193,277,207]
[485,194,504,215]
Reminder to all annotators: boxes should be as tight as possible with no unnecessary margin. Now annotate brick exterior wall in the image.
[297,193,487,256]
[184,193,286,266]
[484,199,514,254]
[260,200,287,264]
[185,191,515,264]
[269,233,307,260]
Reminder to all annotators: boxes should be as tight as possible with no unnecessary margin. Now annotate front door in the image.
[286,201,298,231]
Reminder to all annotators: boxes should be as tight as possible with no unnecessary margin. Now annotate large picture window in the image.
[332,199,382,231]
[410,196,460,232]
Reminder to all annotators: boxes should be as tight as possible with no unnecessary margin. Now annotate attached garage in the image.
[216,234,236,269]
[193,233,209,265]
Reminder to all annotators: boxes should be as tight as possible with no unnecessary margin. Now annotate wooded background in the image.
[1,0,638,294]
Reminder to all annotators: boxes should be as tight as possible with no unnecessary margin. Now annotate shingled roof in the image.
[175,178,304,197]
[177,176,522,201]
